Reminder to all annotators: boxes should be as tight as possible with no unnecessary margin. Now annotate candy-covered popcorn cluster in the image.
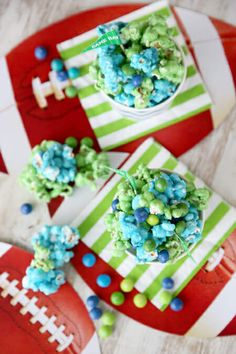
[20,137,110,202]
[105,165,210,263]
[22,225,80,295]
[89,15,185,109]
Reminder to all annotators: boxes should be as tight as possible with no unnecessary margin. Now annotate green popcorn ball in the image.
[186,187,210,211]
[120,21,147,42]
[141,26,160,47]
[148,14,168,29]
[125,42,143,61]
[141,77,154,92]
[153,59,185,85]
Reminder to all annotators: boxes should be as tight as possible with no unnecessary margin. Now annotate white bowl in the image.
[99,41,187,120]
[125,169,204,264]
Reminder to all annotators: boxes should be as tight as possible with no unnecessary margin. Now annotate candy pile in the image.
[105,165,210,263]
[86,295,116,339]
[22,225,80,295]
[89,15,185,109]
[20,137,110,202]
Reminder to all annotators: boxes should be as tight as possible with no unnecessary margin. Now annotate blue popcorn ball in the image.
[123,81,135,95]
[119,213,149,244]
[136,246,158,263]
[154,79,177,95]
[152,221,175,246]
[130,48,159,76]
[32,142,77,184]
[114,92,135,107]
[22,267,65,295]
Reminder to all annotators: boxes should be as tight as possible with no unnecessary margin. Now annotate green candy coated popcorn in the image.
[31,244,55,272]
[120,21,147,43]
[186,187,210,211]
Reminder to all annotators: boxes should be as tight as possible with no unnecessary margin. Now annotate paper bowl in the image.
[99,41,187,120]
[125,169,204,264]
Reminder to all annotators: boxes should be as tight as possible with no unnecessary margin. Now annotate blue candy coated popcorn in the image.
[114,92,135,107]
[136,246,158,263]
[130,48,159,76]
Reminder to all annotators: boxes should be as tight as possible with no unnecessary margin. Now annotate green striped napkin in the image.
[57,0,212,151]
[72,138,236,311]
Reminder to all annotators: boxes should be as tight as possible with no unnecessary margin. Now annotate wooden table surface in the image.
[0,1,236,353]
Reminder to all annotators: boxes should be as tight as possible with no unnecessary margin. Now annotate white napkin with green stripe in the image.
[57,0,212,151]
[72,138,236,311]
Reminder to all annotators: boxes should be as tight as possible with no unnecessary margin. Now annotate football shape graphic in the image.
[0,242,100,354]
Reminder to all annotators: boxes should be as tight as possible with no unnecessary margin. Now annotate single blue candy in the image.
[158,249,169,263]
[162,277,174,290]
[170,297,184,311]
[68,67,80,79]
[89,307,103,320]
[34,46,48,60]
[134,208,149,223]
[51,58,64,72]
[82,253,96,267]
[132,74,142,87]
[96,274,111,288]
[112,198,119,212]
[56,70,68,81]
[20,203,33,215]
[86,295,99,308]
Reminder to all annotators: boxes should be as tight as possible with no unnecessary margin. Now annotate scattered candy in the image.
[120,278,134,293]
[65,85,77,98]
[20,203,33,215]
[97,274,111,288]
[65,136,78,149]
[89,307,103,320]
[98,325,113,339]
[22,225,80,295]
[68,67,80,79]
[80,137,94,148]
[86,295,99,308]
[159,291,172,305]
[56,70,68,82]
[170,297,184,311]
[110,291,125,306]
[133,293,147,308]
[101,311,116,326]
[34,46,48,60]
[82,253,96,268]
[162,277,174,290]
[51,58,64,72]
[89,15,185,109]
[105,165,210,263]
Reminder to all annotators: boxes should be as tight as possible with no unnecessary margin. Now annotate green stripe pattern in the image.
[75,139,236,311]
[58,4,212,150]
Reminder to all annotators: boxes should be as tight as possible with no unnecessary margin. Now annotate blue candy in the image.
[96,274,111,288]
[20,203,33,215]
[56,70,68,81]
[112,198,119,212]
[51,58,64,72]
[68,67,80,79]
[134,207,149,223]
[170,297,184,311]
[162,277,174,290]
[86,295,99,308]
[34,46,48,60]
[158,249,169,263]
[82,253,96,267]
[132,74,143,87]
[89,307,103,320]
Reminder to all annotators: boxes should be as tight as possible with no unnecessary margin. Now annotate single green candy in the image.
[143,239,156,252]
[121,64,136,76]
[65,136,78,149]
[150,199,165,214]
[159,290,172,305]
[101,311,116,326]
[65,85,77,98]
[175,220,186,234]
[80,137,94,147]
[155,178,167,192]
[120,278,134,293]
[143,191,155,202]
[110,291,125,306]
[98,325,113,339]
[133,293,148,308]
[146,215,159,226]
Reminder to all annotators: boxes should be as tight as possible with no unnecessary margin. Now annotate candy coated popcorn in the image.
[90,15,185,109]
[105,165,210,263]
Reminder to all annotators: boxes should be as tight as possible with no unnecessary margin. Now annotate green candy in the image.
[133,293,148,308]
[155,177,167,192]
[110,291,125,306]
[65,85,77,98]
[149,199,165,214]
[101,311,116,326]
[80,137,94,148]
[159,290,172,305]
[143,239,156,252]
[98,325,113,339]
[121,64,136,76]
[120,278,134,293]
[171,203,189,218]
[65,136,78,149]
[146,215,159,226]
[175,220,186,234]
